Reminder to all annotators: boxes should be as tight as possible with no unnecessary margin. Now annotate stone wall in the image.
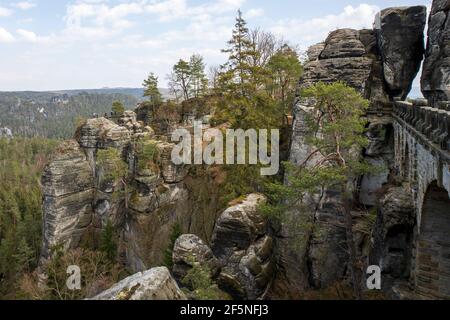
[392,100,450,298]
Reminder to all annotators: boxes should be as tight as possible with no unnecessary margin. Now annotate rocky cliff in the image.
[421,0,450,106]
[274,5,428,298]
[40,111,223,274]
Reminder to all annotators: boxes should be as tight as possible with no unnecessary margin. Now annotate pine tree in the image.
[266,44,303,114]
[214,10,281,129]
[163,223,182,268]
[112,101,125,115]
[14,237,34,274]
[100,220,117,262]
[189,54,208,98]
[220,9,258,96]
[143,72,163,106]
[173,59,192,100]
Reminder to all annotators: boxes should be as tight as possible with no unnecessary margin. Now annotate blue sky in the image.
[0,0,431,91]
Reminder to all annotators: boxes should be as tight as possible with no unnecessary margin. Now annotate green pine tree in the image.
[100,220,117,262]
[143,72,163,106]
[112,101,125,115]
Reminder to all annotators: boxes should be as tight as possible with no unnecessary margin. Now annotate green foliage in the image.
[173,59,193,101]
[135,140,159,171]
[262,82,371,221]
[96,148,130,207]
[189,54,209,98]
[213,11,292,130]
[112,101,125,115]
[96,148,128,184]
[0,137,58,298]
[266,44,303,113]
[20,248,124,300]
[143,72,162,106]
[169,55,208,101]
[163,223,182,269]
[182,259,222,300]
[100,220,118,263]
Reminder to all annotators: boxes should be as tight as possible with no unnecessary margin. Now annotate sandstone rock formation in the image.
[41,140,95,258]
[40,112,222,273]
[211,194,275,300]
[301,29,375,94]
[421,0,450,106]
[172,234,220,282]
[370,185,415,292]
[91,267,187,300]
[376,6,427,100]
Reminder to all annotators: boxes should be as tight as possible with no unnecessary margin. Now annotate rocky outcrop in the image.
[210,194,275,300]
[41,140,95,258]
[301,29,375,94]
[172,234,220,282]
[41,111,223,275]
[376,6,427,100]
[359,117,394,206]
[91,267,187,300]
[421,0,450,106]
[370,185,415,293]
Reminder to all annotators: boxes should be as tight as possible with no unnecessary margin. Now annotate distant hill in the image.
[56,88,146,100]
[0,90,139,139]
[0,88,173,139]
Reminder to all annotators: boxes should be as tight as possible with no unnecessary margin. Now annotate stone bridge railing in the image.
[393,100,450,152]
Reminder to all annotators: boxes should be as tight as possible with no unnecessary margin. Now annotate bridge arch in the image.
[415,181,450,299]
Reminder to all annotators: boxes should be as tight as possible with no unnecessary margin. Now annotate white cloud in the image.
[246,8,264,19]
[0,27,14,42]
[17,28,51,43]
[270,4,380,49]
[13,1,36,10]
[0,6,13,16]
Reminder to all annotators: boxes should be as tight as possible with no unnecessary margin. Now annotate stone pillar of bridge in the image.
[415,181,450,299]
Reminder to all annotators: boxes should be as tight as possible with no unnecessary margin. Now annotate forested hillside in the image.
[0,91,139,139]
[0,138,58,299]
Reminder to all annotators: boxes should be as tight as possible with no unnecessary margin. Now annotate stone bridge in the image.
[393,100,450,298]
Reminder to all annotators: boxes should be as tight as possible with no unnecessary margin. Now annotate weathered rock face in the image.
[370,185,415,292]
[41,111,223,276]
[172,234,220,282]
[41,140,95,258]
[283,27,384,296]
[91,267,187,300]
[421,0,450,106]
[211,194,275,300]
[359,117,394,206]
[376,6,427,100]
[301,29,374,94]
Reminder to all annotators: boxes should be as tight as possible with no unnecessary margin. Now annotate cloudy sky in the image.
[0,0,431,91]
